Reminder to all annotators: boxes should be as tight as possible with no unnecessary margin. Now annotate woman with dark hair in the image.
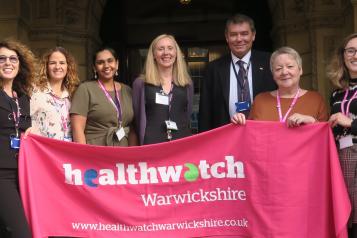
[0,39,36,237]
[30,47,80,141]
[70,47,137,146]
[328,33,357,237]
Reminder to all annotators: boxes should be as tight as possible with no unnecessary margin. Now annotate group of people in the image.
[0,32,193,237]
[0,12,356,238]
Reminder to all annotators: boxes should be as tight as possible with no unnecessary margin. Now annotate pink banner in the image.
[19,121,350,238]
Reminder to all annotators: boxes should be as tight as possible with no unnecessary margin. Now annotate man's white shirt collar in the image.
[231,50,252,66]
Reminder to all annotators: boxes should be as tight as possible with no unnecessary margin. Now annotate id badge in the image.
[10,135,20,149]
[116,127,125,141]
[235,101,250,112]
[339,135,353,149]
[63,136,72,142]
[155,93,169,105]
[165,120,178,130]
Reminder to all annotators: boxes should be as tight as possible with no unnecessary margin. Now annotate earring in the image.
[115,71,118,76]
[94,71,98,79]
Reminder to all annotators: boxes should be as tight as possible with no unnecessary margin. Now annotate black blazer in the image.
[0,91,31,168]
[198,50,276,132]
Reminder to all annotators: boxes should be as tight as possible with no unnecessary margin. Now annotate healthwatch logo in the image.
[63,156,245,188]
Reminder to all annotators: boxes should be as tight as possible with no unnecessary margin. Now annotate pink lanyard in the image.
[11,91,21,137]
[276,89,300,123]
[51,94,69,133]
[341,89,357,116]
[97,80,122,125]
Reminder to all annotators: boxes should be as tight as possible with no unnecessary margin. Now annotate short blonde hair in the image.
[142,34,191,87]
[327,33,357,89]
[270,46,302,72]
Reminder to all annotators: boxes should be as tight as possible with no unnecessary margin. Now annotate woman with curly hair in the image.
[328,32,357,237]
[132,34,193,145]
[30,47,80,141]
[0,39,36,237]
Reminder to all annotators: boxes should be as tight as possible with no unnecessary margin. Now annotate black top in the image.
[330,78,357,142]
[0,90,31,168]
[143,84,191,145]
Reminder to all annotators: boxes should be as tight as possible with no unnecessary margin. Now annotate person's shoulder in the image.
[120,83,131,91]
[251,50,271,59]
[304,90,325,101]
[208,54,231,66]
[133,76,145,87]
[78,80,97,89]
[255,91,272,99]
[330,88,344,98]
[132,77,146,94]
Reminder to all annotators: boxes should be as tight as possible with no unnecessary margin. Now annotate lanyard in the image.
[341,88,357,116]
[231,60,251,101]
[97,80,122,126]
[276,89,300,123]
[3,90,21,137]
[51,94,70,134]
[160,83,174,120]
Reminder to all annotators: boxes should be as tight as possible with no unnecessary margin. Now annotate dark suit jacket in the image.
[198,50,276,132]
[0,91,31,168]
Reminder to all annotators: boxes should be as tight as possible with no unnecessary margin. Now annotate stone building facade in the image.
[0,0,355,101]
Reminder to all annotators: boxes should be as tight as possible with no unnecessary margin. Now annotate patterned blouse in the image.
[330,78,357,142]
[30,84,71,141]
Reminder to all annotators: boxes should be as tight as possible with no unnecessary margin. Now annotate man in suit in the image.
[199,14,276,132]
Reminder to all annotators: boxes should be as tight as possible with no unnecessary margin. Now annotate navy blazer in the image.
[198,50,276,132]
[0,91,31,168]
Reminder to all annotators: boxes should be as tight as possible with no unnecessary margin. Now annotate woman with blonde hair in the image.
[133,34,193,145]
[328,33,357,237]
[0,39,36,237]
[30,46,80,141]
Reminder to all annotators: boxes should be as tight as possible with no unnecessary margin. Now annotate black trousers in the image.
[0,169,32,238]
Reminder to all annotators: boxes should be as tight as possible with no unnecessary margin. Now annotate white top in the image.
[229,50,253,117]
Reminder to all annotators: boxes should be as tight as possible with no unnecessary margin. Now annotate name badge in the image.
[235,101,250,112]
[155,93,169,105]
[116,127,125,141]
[10,135,20,149]
[63,136,72,142]
[165,120,178,130]
[339,135,353,149]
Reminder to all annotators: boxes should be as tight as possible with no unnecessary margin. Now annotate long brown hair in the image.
[36,46,80,97]
[0,39,37,96]
[327,33,357,89]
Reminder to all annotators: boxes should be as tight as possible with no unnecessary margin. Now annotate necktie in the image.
[237,60,250,103]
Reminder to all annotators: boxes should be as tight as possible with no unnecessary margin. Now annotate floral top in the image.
[30,84,71,141]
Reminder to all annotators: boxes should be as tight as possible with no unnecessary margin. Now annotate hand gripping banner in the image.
[19,121,350,238]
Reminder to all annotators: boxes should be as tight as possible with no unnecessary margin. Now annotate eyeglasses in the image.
[95,58,115,65]
[344,48,357,57]
[0,55,19,64]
